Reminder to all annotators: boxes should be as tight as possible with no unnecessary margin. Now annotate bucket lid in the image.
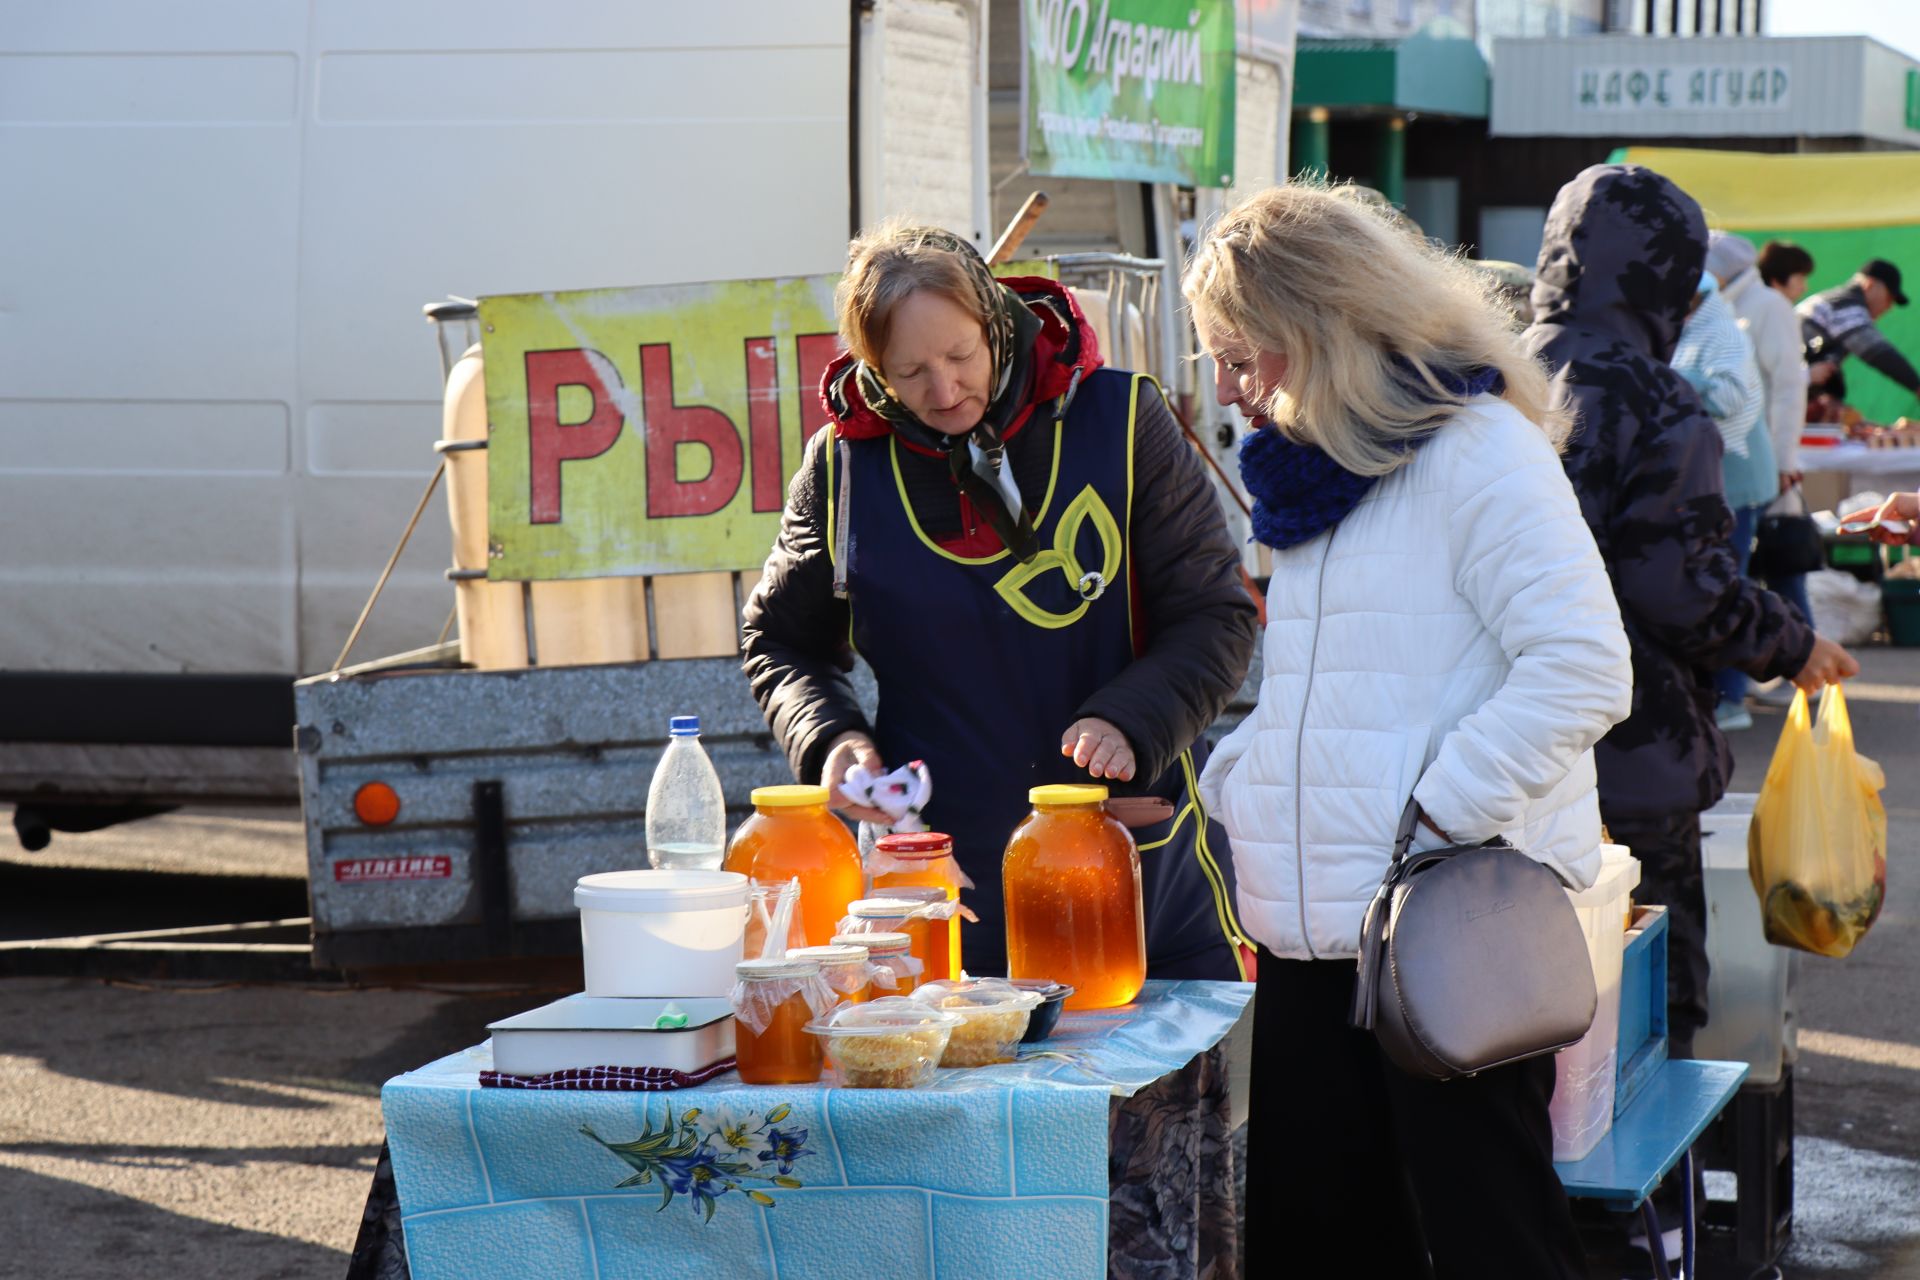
[575,868,748,911]
[737,957,822,981]
[750,784,831,808]
[874,832,953,857]
[1029,783,1108,806]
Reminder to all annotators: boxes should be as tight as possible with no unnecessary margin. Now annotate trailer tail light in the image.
[354,781,402,826]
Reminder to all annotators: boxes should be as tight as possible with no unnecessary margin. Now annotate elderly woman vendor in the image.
[741,222,1257,978]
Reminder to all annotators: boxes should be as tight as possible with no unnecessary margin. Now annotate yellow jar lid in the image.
[750,784,831,808]
[1029,784,1109,806]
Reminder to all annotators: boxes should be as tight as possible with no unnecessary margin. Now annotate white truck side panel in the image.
[1,2,851,676]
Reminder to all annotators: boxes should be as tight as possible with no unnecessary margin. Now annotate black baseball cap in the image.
[1862,258,1909,306]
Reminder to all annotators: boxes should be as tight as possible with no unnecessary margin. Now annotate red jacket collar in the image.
[819,275,1105,446]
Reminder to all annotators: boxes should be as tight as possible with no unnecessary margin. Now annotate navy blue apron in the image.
[829,369,1246,980]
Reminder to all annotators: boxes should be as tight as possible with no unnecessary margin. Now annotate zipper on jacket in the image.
[1293,532,1336,958]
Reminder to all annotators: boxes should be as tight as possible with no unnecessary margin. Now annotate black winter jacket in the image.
[1524,164,1815,820]
[740,375,1257,791]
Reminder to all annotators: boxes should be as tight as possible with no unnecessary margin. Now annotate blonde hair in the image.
[835,219,991,369]
[1183,183,1570,476]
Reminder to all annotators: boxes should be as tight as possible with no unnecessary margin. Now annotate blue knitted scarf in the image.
[1240,364,1503,550]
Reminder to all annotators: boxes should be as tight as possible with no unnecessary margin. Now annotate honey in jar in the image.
[725,785,864,954]
[871,832,965,980]
[834,930,919,995]
[731,958,832,1084]
[843,897,937,987]
[870,886,956,982]
[1003,784,1144,1009]
[787,944,873,1004]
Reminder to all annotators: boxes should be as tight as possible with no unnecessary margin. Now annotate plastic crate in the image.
[1699,1067,1795,1273]
[1886,579,1920,647]
[1616,904,1669,1117]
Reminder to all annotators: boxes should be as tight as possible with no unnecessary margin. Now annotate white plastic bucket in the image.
[1551,843,1642,1162]
[575,869,749,998]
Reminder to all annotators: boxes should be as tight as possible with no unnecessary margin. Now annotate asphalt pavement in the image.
[0,650,1916,1278]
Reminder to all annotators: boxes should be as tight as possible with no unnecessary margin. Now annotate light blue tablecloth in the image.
[383,979,1252,1280]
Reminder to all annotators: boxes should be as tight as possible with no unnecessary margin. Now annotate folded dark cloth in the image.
[480,1058,736,1091]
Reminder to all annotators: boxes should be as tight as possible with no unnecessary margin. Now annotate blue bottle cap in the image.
[669,715,700,736]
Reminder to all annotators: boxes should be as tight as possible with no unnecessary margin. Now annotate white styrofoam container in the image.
[1697,793,1791,1084]
[488,995,735,1076]
[575,869,748,998]
[1551,844,1642,1162]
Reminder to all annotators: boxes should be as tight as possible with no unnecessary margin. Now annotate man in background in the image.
[1800,258,1920,403]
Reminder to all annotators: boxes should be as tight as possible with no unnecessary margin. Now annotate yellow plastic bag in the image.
[1748,684,1887,958]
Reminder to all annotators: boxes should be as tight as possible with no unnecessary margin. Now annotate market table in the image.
[371,980,1252,1280]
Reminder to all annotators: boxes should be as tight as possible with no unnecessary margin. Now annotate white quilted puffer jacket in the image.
[1200,397,1633,961]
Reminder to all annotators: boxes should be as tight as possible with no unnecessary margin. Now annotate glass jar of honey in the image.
[833,930,920,995]
[871,832,967,981]
[841,897,939,987]
[730,957,836,1084]
[1003,784,1144,1010]
[787,944,873,1004]
[725,785,864,954]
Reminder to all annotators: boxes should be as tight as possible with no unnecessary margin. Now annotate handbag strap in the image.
[1392,798,1422,864]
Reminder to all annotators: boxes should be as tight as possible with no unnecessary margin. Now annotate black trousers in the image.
[1603,810,1706,1058]
[1245,954,1586,1280]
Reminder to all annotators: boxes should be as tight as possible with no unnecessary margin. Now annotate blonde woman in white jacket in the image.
[1187,186,1633,1278]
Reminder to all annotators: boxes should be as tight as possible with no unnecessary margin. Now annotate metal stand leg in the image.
[1640,1199,1675,1280]
[1681,1147,1696,1280]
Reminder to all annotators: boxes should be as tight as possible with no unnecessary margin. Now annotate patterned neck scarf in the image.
[849,231,1046,562]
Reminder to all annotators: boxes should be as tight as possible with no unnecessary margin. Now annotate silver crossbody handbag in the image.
[1349,799,1598,1082]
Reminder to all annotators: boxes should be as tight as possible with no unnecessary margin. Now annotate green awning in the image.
[1294,30,1489,120]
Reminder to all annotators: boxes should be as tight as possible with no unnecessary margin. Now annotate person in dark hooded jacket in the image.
[741,222,1257,979]
[1524,165,1857,1055]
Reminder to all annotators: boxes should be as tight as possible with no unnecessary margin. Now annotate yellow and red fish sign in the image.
[481,276,844,580]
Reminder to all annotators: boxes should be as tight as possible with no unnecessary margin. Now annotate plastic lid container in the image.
[669,715,700,736]
[1029,784,1109,806]
[736,957,823,981]
[574,868,748,912]
[874,832,954,858]
[750,784,831,808]
[910,979,1045,1066]
[806,997,962,1088]
[1566,844,1642,909]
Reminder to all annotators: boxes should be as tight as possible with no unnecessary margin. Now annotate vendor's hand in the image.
[1838,492,1920,545]
[1061,717,1136,782]
[1809,360,1837,387]
[822,731,893,825]
[1779,470,1802,495]
[1792,635,1860,692]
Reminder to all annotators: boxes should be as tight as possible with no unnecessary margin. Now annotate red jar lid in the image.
[874,832,953,858]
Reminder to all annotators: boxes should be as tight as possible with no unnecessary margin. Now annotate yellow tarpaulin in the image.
[1618,146,1920,231]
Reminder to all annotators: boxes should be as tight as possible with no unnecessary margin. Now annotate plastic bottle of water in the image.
[645,716,726,870]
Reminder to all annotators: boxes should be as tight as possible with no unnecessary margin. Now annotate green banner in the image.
[1023,0,1237,188]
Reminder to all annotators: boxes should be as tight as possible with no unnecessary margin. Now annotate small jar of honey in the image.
[871,832,968,981]
[730,957,836,1084]
[833,930,921,995]
[1003,784,1144,1010]
[841,897,939,986]
[725,785,864,953]
[787,943,874,1004]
